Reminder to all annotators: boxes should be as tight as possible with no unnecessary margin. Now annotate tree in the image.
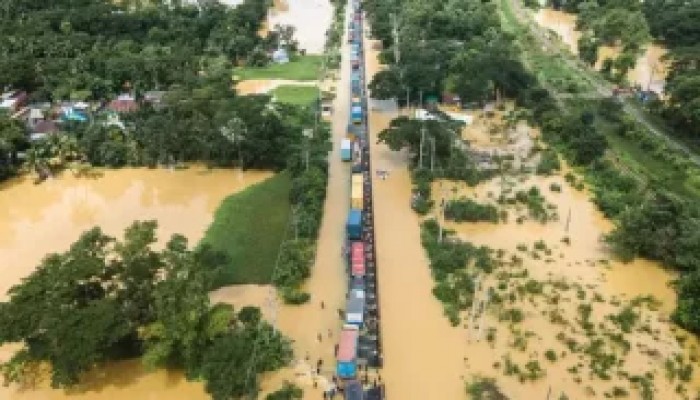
[368,68,403,100]
[0,227,131,387]
[673,271,700,334]
[140,234,226,374]
[0,115,26,180]
[200,312,292,400]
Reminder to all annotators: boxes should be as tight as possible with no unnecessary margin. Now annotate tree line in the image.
[0,0,273,99]
[0,221,292,399]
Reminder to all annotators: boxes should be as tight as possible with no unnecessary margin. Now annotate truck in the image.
[336,325,360,379]
[344,381,364,400]
[351,105,362,124]
[351,177,363,209]
[346,209,362,240]
[350,241,365,278]
[341,138,352,161]
[346,288,365,326]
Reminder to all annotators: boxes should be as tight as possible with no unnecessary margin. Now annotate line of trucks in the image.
[336,1,384,399]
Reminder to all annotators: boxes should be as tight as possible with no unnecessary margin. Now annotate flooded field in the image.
[428,109,700,397]
[0,166,272,400]
[269,0,332,54]
[535,8,668,94]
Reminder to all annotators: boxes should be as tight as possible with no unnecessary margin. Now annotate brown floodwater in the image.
[430,167,700,397]
[0,166,272,399]
[362,33,470,399]
[535,8,668,94]
[269,0,332,55]
[236,79,318,95]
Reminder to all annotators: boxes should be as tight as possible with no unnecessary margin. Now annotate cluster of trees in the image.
[364,0,533,105]
[421,219,496,326]
[0,116,28,180]
[377,115,491,214]
[563,0,651,73]
[0,0,275,100]
[444,199,500,223]
[0,221,292,398]
[641,1,700,139]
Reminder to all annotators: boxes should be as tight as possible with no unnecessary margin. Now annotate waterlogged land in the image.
[535,8,668,94]
[0,167,271,399]
[430,110,700,398]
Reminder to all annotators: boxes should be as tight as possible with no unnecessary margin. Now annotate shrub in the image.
[537,149,561,175]
[444,199,500,223]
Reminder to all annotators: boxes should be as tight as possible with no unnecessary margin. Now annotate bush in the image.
[445,198,500,223]
[545,349,558,362]
[537,149,561,175]
[281,288,311,305]
[266,381,303,400]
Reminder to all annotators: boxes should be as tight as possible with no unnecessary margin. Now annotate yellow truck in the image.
[351,173,363,209]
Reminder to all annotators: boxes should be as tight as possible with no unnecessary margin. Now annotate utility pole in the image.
[430,137,435,172]
[419,124,426,168]
[438,183,446,243]
[565,207,571,232]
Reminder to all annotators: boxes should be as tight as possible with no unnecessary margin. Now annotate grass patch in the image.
[271,85,319,106]
[234,55,323,81]
[200,172,292,286]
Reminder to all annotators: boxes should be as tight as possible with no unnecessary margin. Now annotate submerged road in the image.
[362,23,468,400]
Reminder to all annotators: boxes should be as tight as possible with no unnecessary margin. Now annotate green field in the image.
[271,85,319,106]
[234,55,323,81]
[200,172,292,286]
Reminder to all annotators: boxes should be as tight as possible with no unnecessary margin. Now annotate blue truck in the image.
[346,209,362,240]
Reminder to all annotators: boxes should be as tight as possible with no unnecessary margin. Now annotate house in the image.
[0,91,28,113]
[30,120,59,141]
[144,91,166,105]
[107,93,139,113]
[441,92,461,107]
[272,48,289,64]
[28,108,45,128]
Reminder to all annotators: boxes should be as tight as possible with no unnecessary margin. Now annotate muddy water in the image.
[431,169,700,397]
[236,79,318,95]
[269,0,332,55]
[364,31,470,398]
[0,166,271,400]
[535,8,668,93]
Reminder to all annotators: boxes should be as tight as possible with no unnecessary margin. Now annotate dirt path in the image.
[363,29,468,400]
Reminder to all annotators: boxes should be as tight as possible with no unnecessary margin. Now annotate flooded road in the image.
[0,166,272,400]
[269,0,332,55]
[364,32,469,399]
[535,8,668,94]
